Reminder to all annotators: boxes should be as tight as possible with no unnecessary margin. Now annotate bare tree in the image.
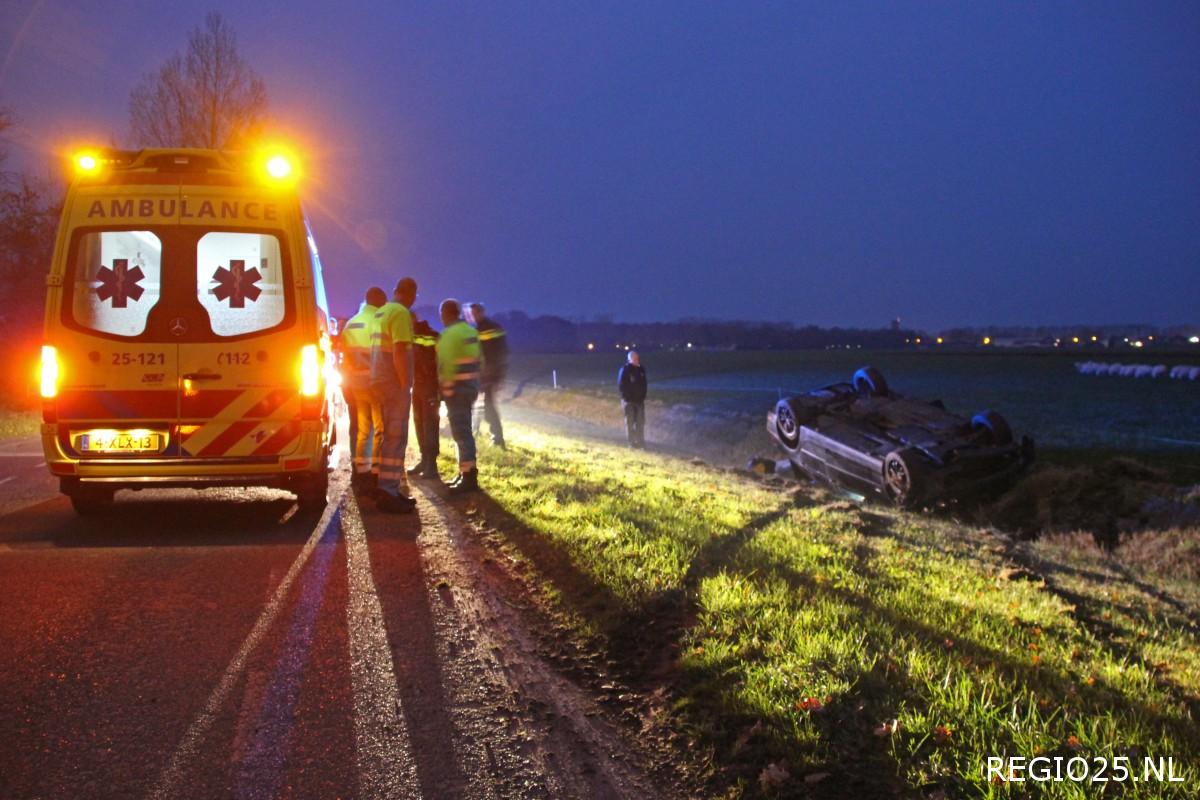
[129,12,268,148]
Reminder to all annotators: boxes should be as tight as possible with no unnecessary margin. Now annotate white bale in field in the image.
[1170,366,1187,379]
[1134,365,1154,378]
[1119,364,1138,377]
[1151,365,1167,378]
[1108,363,1125,375]
[1189,366,1200,381]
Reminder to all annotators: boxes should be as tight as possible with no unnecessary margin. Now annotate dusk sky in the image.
[2,1,1198,328]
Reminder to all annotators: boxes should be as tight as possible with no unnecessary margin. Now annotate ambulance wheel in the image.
[294,472,329,512]
[68,487,115,516]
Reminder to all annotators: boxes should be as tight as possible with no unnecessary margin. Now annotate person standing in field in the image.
[370,278,418,513]
[466,302,508,449]
[437,299,482,494]
[408,314,441,480]
[618,350,647,448]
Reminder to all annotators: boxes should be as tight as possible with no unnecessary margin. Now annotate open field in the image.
[451,422,1199,797]
[508,350,1200,453]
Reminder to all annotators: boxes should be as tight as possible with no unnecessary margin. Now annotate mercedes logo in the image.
[170,317,188,337]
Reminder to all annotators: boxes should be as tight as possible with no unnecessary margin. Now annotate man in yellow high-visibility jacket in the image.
[436,299,482,493]
[342,287,386,492]
[370,278,417,513]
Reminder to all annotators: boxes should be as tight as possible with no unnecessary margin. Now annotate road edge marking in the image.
[146,482,346,800]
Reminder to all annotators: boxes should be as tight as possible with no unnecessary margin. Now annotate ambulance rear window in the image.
[70,231,162,337]
[197,232,287,337]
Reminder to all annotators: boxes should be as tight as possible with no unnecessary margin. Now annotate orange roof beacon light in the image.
[265,154,292,179]
[73,151,101,176]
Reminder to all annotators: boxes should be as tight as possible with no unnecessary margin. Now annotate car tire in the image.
[294,471,329,512]
[971,410,1014,446]
[773,398,804,449]
[883,449,924,508]
[788,459,808,482]
[68,487,115,516]
[853,366,889,397]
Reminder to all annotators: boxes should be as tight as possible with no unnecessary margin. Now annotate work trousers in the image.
[373,380,411,497]
[474,378,505,444]
[623,400,645,447]
[445,384,479,469]
[412,389,440,464]
[350,384,383,475]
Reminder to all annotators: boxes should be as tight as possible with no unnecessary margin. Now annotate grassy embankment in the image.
[456,423,1199,797]
[0,408,38,441]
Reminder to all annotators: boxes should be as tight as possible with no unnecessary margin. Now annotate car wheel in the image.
[68,487,115,516]
[774,398,803,449]
[853,366,889,397]
[883,450,923,508]
[971,410,1013,446]
[788,459,808,482]
[295,472,329,512]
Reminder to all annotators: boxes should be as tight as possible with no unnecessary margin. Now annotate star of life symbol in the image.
[211,259,262,308]
[95,258,145,308]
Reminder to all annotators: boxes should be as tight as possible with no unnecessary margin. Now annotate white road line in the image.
[0,476,13,486]
[342,494,422,799]
[146,484,346,800]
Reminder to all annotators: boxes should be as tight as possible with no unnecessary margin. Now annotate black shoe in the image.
[448,469,479,495]
[422,464,443,482]
[377,492,416,513]
[407,462,424,476]
[492,437,507,450]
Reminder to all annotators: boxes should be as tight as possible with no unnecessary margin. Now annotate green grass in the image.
[461,423,1199,797]
[0,408,38,441]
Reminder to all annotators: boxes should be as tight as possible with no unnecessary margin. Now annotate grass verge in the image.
[0,408,39,441]
[458,423,1199,797]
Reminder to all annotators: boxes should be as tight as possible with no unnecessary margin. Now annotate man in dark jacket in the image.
[408,316,441,479]
[617,350,647,447]
[467,302,508,448]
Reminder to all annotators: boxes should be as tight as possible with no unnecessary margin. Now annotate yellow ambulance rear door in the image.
[53,186,182,459]
[172,187,310,463]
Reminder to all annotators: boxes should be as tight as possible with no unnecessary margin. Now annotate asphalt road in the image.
[0,428,666,800]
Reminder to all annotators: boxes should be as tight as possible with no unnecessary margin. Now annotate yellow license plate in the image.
[76,430,165,454]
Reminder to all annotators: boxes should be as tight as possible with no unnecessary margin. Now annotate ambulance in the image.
[39,147,337,514]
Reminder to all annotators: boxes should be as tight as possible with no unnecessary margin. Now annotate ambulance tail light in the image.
[40,346,60,399]
[300,344,324,421]
[300,345,321,397]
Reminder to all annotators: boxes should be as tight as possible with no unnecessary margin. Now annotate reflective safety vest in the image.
[341,303,379,389]
[370,301,414,385]
[436,320,481,394]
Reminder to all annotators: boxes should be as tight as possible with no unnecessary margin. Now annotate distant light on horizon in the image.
[982,336,991,345]
[1190,336,1199,344]
[587,342,595,351]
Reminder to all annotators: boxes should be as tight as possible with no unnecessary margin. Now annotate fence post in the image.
[553,369,558,389]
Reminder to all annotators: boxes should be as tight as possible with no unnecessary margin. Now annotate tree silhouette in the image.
[128,12,268,148]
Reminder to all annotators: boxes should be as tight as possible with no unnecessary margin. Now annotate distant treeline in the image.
[410,307,920,353]
[405,307,1198,354]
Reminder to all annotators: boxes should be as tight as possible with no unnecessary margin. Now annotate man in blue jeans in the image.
[436,299,482,494]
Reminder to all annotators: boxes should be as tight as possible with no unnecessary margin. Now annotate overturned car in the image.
[767,367,1034,507]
